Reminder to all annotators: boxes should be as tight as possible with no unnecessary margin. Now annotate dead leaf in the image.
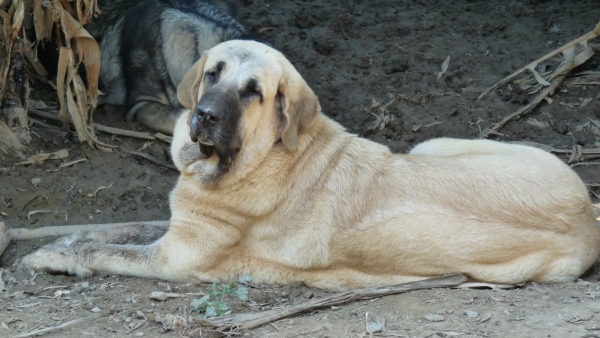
[525,118,550,128]
[528,65,551,86]
[87,183,113,198]
[27,209,57,219]
[1,322,10,332]
[581,97,593,107]
[31,177,41,187]
[16,149,69,165]
[437,55,451,80]
[568,144,583,164]
[59,158,87,168]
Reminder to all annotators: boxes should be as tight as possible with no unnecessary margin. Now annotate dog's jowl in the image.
[84,0,257,134]
[21,40,600,291]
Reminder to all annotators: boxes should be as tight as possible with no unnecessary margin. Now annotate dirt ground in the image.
[2,0,600,337]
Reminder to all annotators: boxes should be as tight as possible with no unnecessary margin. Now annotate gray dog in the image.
[84,0,259,134]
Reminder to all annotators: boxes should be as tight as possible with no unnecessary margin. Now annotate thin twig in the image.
[13,313,107,338]
[117,146,177,171]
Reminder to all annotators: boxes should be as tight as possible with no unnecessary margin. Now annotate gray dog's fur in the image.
[84,0,259,134]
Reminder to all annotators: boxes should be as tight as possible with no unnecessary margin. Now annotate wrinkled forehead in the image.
[204,41,283,83]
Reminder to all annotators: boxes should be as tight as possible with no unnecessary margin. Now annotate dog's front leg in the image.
[19,242,174,280]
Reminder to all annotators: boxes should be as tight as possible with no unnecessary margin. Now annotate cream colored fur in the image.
[21,40,600,290]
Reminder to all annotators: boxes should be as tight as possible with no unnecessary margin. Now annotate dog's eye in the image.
[240,79,263,102]
[205,71,218,83]
[205,61,225,84]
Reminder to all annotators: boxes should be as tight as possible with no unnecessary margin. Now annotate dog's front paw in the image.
[18,245,93,277]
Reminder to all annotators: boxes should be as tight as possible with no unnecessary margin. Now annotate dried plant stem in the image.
[29,108,161,141]
[195,275,467,332]
[478,21,600,100]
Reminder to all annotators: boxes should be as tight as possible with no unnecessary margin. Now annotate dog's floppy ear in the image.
[277,73,321,152]
[177,54,208,110]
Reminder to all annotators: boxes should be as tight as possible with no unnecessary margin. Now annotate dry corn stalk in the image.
[31,0,114,150]
[0,0,28,158]
[478,21,600,100]
[478,21,600,139]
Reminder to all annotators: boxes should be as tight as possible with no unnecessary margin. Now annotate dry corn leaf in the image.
[60,9,100,106]
[580,97,593,107]
[9,0,24,43]
[527,66,551,86]
[479,21,600,100]
[33,0,54,41]
[16,149,69,165]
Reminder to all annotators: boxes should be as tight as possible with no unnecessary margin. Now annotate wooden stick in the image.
[195,275,467,332]
[8,220,169,240]
[13,313,107,338]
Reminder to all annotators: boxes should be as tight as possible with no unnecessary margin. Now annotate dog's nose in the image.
[189,104,220,142]
[196,106,219,126]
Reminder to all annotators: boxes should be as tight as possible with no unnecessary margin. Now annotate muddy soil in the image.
[2,0,600,337]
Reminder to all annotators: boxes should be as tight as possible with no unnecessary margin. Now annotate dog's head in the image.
[171,40,321,186]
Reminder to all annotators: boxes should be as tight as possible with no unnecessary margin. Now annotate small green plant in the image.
[191,274,252,318]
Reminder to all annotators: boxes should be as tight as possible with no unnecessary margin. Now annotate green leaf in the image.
[235,285,249,301]
[238,274,253,284]
[204,305,217,318]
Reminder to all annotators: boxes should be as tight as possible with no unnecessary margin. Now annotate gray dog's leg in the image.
[127,101,185,135]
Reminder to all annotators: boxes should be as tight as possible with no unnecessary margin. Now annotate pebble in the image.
[425,314,445,322]
[464,309,478,318]
[134,332,144,337]
[91,307,102,313]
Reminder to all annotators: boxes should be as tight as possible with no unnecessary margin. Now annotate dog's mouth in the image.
[198,138,215,157]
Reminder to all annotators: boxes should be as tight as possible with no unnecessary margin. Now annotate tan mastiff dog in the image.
[21,40,600,290]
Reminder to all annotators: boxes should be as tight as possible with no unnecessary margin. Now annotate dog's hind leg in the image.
[54,223,168,247]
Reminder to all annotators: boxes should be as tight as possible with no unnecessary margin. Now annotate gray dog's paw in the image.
[18,245,93,277]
